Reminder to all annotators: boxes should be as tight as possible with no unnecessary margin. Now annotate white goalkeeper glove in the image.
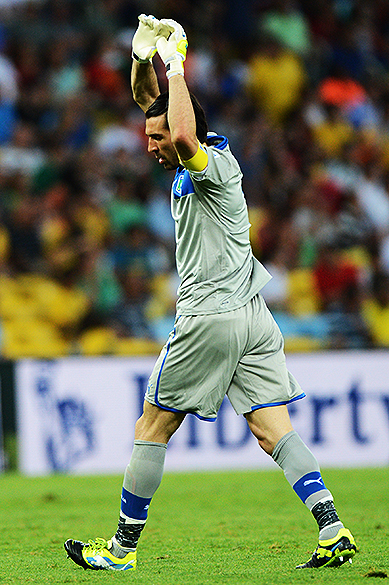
[132,14,173,63]
[155,19,188,79]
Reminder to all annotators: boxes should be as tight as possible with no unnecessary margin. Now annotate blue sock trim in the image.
[121,487,151,521]
[293,471,327,504]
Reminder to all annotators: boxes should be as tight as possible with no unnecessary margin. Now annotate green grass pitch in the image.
[0,468,388,584]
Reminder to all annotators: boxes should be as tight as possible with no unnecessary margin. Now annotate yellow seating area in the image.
[77,327,161,356]
[280,268,325,353]
[286,268,320,317]
[284,336,324,353]
[0,274,161,358]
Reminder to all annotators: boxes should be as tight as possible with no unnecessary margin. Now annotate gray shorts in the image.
[146,294,304,420]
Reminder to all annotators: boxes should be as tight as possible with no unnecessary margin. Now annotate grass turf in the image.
[0,468,388,585]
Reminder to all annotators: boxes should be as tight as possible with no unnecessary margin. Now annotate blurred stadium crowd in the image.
[1,0,389,357]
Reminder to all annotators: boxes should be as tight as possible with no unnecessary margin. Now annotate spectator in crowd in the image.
[246,35,306,125]
[362,270,389,347]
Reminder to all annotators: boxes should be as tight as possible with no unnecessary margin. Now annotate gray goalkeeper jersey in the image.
[171,133,272,315]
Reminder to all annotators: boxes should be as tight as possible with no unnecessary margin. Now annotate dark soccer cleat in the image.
[296,528,357,569]
[64,537,136,571]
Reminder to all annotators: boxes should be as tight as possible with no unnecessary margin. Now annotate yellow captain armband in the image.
[182,142,208,172]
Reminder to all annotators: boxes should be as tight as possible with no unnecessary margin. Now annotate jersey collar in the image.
[206,133,228,150]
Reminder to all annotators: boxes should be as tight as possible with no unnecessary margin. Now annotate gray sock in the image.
[113,440,167,553]
[272,430,332,509]
[272,431,343,536]
[110,536,132,558]
[123,440,167,499]
[318,521,344,541]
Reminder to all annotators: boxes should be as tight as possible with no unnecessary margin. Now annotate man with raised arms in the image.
[64,15,357,572]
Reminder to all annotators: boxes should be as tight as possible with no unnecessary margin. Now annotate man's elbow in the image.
[132,89,149,112]
[171,132,198,160]
[131,85,159,113]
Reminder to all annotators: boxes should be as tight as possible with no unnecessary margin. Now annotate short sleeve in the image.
[189,144,242,188]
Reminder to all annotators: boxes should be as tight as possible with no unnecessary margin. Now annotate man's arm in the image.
[167,74,198,161]
[130,14,167,112]
[156,19,208,170]
[131,60,160,113]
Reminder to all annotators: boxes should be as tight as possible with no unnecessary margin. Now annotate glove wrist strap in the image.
[132,50,157,64]
[166,60,184,79]
[132,51,149,63]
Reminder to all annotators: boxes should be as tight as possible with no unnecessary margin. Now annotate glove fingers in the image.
[155,21,175,38]
[133,13,159,62]
[139,14,160,30]
[160,18,187,41]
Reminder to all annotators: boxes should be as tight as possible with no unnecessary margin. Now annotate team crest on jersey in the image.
[177,174,184,193]
[172,168,195,199]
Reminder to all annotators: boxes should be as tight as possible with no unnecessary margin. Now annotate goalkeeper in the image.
[65,15,357,572]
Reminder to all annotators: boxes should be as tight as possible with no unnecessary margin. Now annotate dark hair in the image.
[145,91,209,143]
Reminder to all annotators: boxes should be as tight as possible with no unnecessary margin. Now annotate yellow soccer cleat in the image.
[296,527,357,569]
[64,537,136,571]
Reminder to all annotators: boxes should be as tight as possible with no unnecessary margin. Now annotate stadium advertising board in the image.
[16,352,389,475]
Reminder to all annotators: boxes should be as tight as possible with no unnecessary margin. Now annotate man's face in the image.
[145,114,180,171]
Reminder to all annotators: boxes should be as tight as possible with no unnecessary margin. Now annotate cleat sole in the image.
[296,529,357,569]
[326,547,356,568]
